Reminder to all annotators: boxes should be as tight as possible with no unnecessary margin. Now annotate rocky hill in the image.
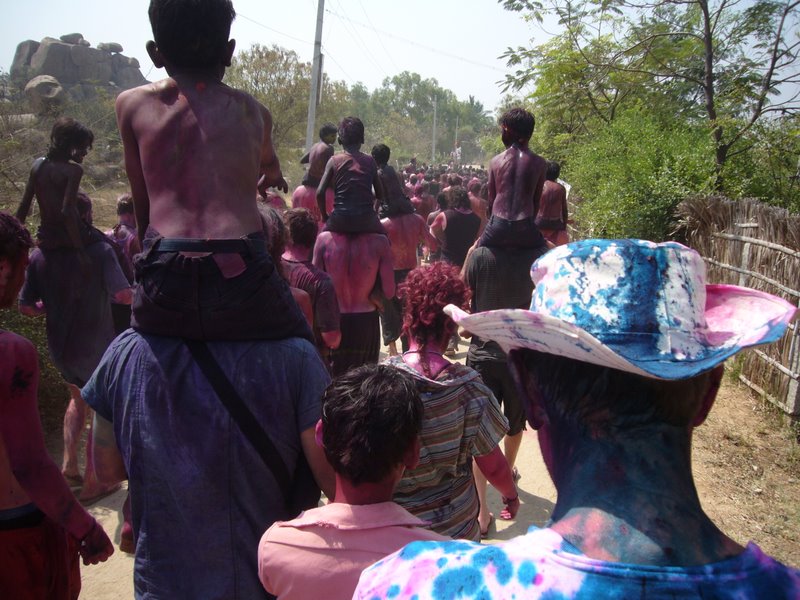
[9,33,148,113]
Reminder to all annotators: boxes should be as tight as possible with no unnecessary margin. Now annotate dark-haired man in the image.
[258,364,447,600]
[478,107,549,251]
[293,124,336,227]
[316,117,385,235]
[356,239,800,599]
[281,208,341,358]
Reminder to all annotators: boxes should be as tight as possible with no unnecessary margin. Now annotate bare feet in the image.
[478,513,494,539]
[79,483,122,506]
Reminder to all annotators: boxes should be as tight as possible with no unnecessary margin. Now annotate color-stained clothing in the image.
[82,330,330,600]
[330,311,380,377]
[326,151,380,223]
[384,357,509,540]
[131,226,313,343]
[258,502,447,600]
[0,509,80,600]
[354,527,800,599]
[19,241,130,386]
[281,258,341,350]
[441,209,480,268]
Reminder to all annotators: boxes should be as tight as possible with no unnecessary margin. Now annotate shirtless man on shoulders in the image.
[293,123,336,228]
[313,230,394,376]
[115,0,309,342]
[479,108,549,252]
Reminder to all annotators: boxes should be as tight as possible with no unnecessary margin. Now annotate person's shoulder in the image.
[0,329,37,362]
[115,78,165,107]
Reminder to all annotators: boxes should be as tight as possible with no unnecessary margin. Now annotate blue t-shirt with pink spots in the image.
[353,526,800,599]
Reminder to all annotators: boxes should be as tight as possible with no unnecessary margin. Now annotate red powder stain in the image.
[534,574,544,586]
[196,82,207,92]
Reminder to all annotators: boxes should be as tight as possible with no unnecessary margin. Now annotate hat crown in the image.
[530,240,711,360]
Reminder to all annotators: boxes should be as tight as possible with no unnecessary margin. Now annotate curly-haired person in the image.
[258,364,447,600]
[384,262,519,540]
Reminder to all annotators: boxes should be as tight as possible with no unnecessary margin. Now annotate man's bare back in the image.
[116,76,283,240]
[382,213,437,271]
[488,144,547,221]
[313,232,394,313]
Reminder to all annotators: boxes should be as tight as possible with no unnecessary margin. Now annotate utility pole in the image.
[305,0,325,151]
[431,96,437,164]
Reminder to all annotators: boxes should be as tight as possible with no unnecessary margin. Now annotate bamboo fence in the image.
[674,196,800,417]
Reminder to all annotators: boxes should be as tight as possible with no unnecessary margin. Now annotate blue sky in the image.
[1,0,551,113]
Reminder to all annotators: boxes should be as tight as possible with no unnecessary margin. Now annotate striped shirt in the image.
[385,357,509,540]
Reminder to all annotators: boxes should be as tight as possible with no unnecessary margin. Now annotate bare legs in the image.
[475,431,524,536]
[62,383,118,501]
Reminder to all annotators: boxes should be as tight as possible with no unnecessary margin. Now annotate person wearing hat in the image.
[354,239,800,598]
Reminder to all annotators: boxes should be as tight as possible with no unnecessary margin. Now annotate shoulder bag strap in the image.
[184,339,292,502]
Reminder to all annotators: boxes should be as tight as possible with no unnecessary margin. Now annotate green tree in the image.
[568,108,715,241]
[225,44,311,156]
[501,0,800,191]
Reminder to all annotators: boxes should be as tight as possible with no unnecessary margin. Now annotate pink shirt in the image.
[258,501,448,600]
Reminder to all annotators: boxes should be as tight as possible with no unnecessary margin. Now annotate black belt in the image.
[154,238,266,254]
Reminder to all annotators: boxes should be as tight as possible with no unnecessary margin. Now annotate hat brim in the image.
[445,284,796,380]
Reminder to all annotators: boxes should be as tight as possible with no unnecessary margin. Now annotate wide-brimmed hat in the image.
[445,239,797,380]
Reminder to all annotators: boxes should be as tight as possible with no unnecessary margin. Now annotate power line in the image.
[324,8,506,74]
[356,0,401,74]
[237,13,314,47]
[327,0,390,81]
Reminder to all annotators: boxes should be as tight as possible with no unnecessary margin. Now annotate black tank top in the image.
[442,209,480,267]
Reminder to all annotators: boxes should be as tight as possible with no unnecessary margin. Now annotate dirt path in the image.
[61,343,799,598]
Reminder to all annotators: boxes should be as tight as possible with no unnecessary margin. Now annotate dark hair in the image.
[0,212,33,263]
[257,204,286,266]
[284,208,318,249]
[546,161,561,181]
[319,123,337,139]
[436,192,448,210]
[46,117,93,161]
[116,193,134,215]
[371,143,390,165]
[467,180,481,194]
[338,116,365,146]
[0,212,34,309]
[500,107,535,142]
[148,0,236,69]
[448,186,470,210]
[400,263,471,367]
[510,349,714,434]
[321,364,423,486]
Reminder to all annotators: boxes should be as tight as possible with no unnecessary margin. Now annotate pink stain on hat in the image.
[445,239,797,380]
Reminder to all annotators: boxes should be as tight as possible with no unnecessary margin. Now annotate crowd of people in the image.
[1,0,798,599]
